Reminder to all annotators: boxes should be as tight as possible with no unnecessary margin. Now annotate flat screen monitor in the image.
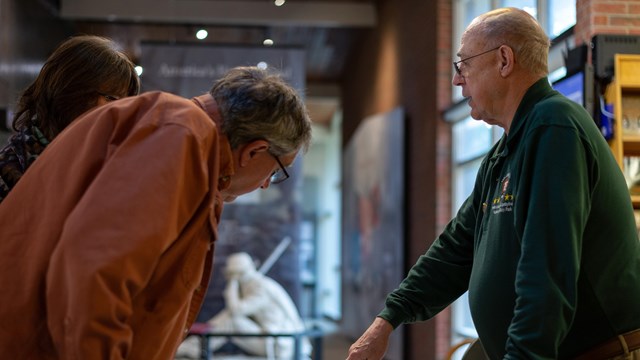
[553,71,584,106]
[552,66,597,125]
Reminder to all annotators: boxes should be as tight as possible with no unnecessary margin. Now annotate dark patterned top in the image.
[0,124,50,203]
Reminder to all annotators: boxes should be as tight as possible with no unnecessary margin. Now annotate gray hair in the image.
[468,7,550,77]
[210,66,312,157]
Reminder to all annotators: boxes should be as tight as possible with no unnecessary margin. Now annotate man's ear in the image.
[499,45,515,77]
[238,139,270,167]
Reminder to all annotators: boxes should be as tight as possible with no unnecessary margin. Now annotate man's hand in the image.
[346,317,393,360]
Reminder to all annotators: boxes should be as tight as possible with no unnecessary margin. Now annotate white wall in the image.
[302,111,342,320]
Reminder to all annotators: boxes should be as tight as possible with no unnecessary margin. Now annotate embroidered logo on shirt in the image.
[491,172,514,214]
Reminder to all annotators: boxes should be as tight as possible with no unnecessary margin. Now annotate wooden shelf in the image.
[608,54,640,208]
[622,135,640,155]
[618,55,640,86]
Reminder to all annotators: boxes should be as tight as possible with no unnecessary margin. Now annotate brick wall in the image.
[575,0,640,46]
[435,0,453,358]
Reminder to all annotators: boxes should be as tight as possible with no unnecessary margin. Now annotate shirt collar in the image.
[507,77,553,142]
[191,93,234,191]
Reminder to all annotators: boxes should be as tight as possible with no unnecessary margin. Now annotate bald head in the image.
[465,7,550,77]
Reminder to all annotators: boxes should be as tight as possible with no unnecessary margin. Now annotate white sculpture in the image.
[176,252,311,359]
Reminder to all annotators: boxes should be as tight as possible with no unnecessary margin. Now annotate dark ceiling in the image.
[62,0,376,84]
[58,0,377,125]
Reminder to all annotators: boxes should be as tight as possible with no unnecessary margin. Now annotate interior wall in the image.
[341,0,441,359]
[0,0,73,106]
[0,0,73,142]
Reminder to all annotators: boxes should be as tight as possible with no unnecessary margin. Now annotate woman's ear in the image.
[238,140,270,167]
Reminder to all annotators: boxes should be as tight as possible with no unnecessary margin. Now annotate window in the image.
[452,0,492,101]
[453,116,494,163]
[501,0,536,18]
[449,114,503,344]
[548,0,576,37]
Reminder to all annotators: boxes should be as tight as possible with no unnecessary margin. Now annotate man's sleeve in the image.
[378,163,483,328]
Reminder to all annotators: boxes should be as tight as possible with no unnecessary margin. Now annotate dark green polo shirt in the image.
[379,78,640,359]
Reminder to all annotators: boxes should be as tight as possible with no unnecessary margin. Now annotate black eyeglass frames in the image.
[453,46,502,76]
[269,153,290,184]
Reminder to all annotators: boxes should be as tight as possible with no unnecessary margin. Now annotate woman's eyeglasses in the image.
[98,92,121,102]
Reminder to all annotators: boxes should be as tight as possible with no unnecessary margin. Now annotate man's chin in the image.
[223,195,237,203]
[468,109,482,120]
[470,111,490,123]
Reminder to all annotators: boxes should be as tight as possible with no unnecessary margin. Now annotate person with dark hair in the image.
[347,7,640,360]
[0,35,140,202]
[0,65,311,360]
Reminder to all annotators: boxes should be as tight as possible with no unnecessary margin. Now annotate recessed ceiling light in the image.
[196,29,208,40]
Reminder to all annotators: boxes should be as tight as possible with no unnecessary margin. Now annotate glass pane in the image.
[452,0,491,102]
[453,157,483,212]
[453,116,493,163]
[549,0,576,37]
[453,292,479,337]
[460,0,491,27]
[501,0,537,18]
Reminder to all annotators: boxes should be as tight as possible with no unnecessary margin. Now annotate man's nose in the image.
[452,71,464,86]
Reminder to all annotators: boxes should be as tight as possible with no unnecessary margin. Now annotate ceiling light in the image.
[263,38,274,46]
[135,66,143,76]
[274,0,285,6]
[196,29,208,40]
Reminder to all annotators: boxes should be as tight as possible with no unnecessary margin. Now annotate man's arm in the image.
[345,194,480,360]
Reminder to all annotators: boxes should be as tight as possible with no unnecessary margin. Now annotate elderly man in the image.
[347,7,640,360]
[0,66,312,359]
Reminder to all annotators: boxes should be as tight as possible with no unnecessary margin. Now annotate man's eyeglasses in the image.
[453,46,501,76]
[269,153,290,184]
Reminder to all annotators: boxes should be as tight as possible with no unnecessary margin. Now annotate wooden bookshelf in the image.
[606,54,640,208]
